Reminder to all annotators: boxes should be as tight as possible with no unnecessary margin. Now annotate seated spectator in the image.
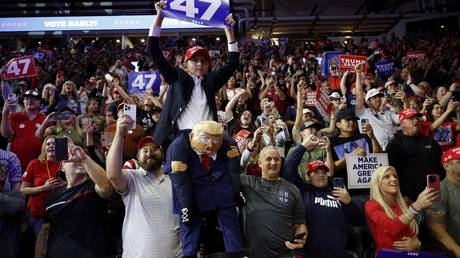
[426,147,460,258]
[20,135,65,235]
[365,165,439,256]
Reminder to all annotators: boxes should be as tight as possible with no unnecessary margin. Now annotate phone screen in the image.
[333,177,345,188]
[55,138,69,161]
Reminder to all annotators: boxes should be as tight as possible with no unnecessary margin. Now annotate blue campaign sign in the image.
[33,51,46,61]
[375,60,395,77]
[164,0,230,29]
[127,71,161,94]
[322,51,341,78]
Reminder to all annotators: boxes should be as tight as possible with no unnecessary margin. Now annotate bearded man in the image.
[106,115,181,258]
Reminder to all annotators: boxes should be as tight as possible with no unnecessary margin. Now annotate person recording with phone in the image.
[365,165,440,256]
[147,0,239,147]
[20,135,65,235]
[425,147,460,258]
[35,107,86,147]
[35,138,112,258]
[282,133,363,258]
[1,89,46,170]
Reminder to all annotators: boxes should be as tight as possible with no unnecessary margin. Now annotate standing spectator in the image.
[355,65,399,150]
[0,148,22,192]
[424,101,460,151]
[426,147,460,258]
[20,135,65,235]
[282,134,363,258]
[0,166,25,258]
[240,146,307,258]
[1,89,46,169]
[106,115,181,258]
[365,165,439,255]
[54,80,81,115]
[386,108,445,202]
[78,96,105,140]
[148,0,239,146]
[35,143,112,258]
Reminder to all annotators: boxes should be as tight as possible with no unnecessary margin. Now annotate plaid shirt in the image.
[0,149,22,192]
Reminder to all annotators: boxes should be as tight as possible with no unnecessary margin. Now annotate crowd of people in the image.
[1,1,460,257]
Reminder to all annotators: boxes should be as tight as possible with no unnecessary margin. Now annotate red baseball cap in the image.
[399,108,422,123]
[306,160,329,174]
[441,146,460,165]
[138,136,158,150]
[184,46,211,64]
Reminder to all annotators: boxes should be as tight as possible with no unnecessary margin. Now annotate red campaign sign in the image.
[305,90,316,107]
[2,56,37,80]
[338,54,368,74]
[233,129,251,152]
[315,80,333,116]
[407,51,426,61]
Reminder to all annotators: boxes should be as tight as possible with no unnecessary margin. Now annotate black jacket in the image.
[147,37,239,145]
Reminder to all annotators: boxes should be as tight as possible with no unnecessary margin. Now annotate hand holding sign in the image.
[2,56,37,80]
[155,0,167,16]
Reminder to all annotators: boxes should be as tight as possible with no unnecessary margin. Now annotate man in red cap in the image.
[106,115,181,257]
[386,108,445,248]
[282,133,362,258]
[147,0,239,146]
[426,146,460,258]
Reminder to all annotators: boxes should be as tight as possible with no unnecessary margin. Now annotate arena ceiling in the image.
[1,0,459,37]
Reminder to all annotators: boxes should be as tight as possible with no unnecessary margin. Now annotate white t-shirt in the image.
[356,108,399,150]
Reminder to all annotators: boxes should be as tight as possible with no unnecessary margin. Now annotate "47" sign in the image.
[164,0,230,28]
[2,56,37,80]
[127,71,161,94]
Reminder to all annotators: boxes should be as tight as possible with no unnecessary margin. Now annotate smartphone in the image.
[360,118,369,134]
[122,104,137,129]
[426,174,440,189]
[7,93,17,104]
[290,232,307,243]
[452,90,460,102]
[56,169,66,181]
[101,132,115,147]
[105,73,114,83]
[261,116,269,126]
[333,177,345,188]
[54,138,69,161]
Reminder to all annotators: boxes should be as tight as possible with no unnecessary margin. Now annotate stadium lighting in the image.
[116,39,121,43]
[141,38,145,43]
[216,37,220,41]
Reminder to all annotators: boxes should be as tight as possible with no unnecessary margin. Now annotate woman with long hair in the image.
[424,101,460,150]
[365,166,439,256]
[20,135,65,235]
[54,80,81,115]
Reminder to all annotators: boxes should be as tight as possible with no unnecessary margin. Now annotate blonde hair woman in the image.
[55,80,81,115]
[365,166,439,256]
[20,135,65,235]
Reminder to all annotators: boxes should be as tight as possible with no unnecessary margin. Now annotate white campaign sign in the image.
[345,153,388,189]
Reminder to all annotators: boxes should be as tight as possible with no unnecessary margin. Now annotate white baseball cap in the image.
[365,89,384,102]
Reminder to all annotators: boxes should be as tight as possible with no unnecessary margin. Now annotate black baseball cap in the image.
[300,121,322,131]
[23,90,41,100]
[336,109,359,121]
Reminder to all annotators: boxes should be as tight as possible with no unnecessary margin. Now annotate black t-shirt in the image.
[386,132,445,201]
[330,133,373,196]
[44,180,107,258]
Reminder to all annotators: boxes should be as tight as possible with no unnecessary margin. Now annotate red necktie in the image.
[200,154,213,171]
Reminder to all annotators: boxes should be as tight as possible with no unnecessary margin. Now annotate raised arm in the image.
[105,115,132,193]
[430,101,457,131]
[1,102,15,138]
[354,66,365,112]
[69,144,112,198]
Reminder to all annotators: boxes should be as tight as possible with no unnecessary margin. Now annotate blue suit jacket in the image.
[165,133,241,213]
[147,37,240,145]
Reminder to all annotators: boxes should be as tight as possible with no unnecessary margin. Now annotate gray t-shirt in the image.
[240,175,305,258]
[430,178,460,258]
